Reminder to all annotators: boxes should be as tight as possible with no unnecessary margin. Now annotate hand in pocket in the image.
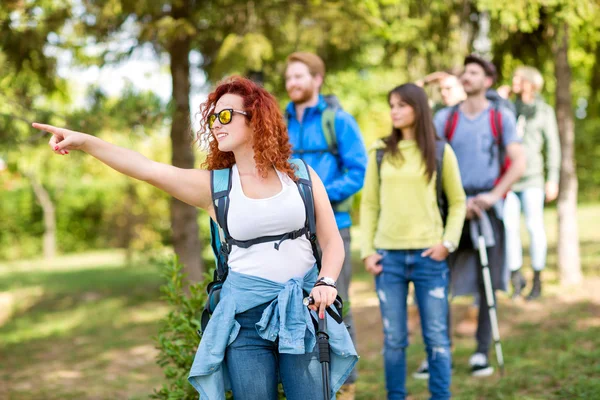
[421,243,449,261]
[364,253,383,275]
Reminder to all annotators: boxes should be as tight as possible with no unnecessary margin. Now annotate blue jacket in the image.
[286,96,367,229]
[188,267,359,400]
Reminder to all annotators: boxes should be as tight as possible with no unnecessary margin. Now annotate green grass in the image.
[0,250,168,399]
[1,205,599,399]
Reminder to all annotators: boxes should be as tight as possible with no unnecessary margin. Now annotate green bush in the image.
[0,178,175,260]
[152,256,210,399]
[0,186,44,259]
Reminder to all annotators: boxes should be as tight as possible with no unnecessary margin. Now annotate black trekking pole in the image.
[317,314,330,400]
[475,219,505,376]
[303,296,333,400]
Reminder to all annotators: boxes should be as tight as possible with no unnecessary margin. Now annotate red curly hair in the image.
[197,76,296,180]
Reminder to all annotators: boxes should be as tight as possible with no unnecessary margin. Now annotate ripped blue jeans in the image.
[375,249,451,400]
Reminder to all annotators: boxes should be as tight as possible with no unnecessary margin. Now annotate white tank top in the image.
[226,165,316,283]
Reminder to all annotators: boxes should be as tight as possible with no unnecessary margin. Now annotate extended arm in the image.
[33,123,212,211]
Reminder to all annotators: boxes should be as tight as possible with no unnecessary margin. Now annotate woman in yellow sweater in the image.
[361,83,466,400]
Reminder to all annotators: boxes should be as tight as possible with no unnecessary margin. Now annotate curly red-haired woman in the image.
[33,76,358,400]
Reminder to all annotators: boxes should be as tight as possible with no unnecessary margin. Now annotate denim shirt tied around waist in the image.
[188,266,359,400]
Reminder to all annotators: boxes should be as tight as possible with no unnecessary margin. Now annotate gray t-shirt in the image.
[434,105,519,193]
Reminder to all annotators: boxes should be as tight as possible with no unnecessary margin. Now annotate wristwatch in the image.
[442,240,457,253]
[315,276,337,288]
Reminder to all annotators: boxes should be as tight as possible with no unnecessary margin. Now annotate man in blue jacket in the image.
[285,51,367,398]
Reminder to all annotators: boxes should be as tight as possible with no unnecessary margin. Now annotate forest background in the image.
[1,1,599,399]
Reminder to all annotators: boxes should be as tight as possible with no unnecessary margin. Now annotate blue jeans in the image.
[225,302,325,400]
[504,188,547,271]
[375,249,451,400]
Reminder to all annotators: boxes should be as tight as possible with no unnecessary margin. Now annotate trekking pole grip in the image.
[302,296,342,310]
[317,316,330,363]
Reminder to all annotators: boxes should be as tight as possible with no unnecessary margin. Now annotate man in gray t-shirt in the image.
[433,103,519,193]
[433,55,526,377]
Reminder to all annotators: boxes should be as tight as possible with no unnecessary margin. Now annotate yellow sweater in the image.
[360,139,466,259]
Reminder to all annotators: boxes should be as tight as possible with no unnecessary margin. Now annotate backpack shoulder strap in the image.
[201,168,233,333]
[435,141,445,185]
[435,140,448,224]
[435,141,445,198]
[321,106,338,155]
[443,104,461,142]
[290,157,344,324]
[489,105,508,178]
[211,168,233,241]
[289,158,321,270]
[208,219,225,276]
[290,158,316,235]
[489,105,503,144]
[210,167,233,281]
[290,158,311,181]
[376,148,385,176]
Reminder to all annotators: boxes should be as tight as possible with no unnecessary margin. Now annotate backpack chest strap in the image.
[225,226,310,251]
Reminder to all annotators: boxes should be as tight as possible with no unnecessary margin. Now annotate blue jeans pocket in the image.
[423,255,448,268]
[376,249,388,263]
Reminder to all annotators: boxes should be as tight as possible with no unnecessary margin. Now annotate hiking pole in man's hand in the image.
[303,296,333,400]
[476,219,505,376]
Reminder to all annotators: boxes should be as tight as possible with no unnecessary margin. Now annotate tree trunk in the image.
[588,43,600,118]
[554,23,582,285]
[26,172,56,259]
[168,1,204,282]
[459,2,475,54]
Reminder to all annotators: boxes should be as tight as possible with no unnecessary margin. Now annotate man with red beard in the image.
[430,55,526,377]
[285,52,367,399]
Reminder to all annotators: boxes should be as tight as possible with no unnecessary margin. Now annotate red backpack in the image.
[443,103,511,187]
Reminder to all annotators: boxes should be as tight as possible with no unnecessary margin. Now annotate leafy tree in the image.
[0,1,71,258]
[481,0,600,284]
[59,0,209,280]
[0,77,172,260]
